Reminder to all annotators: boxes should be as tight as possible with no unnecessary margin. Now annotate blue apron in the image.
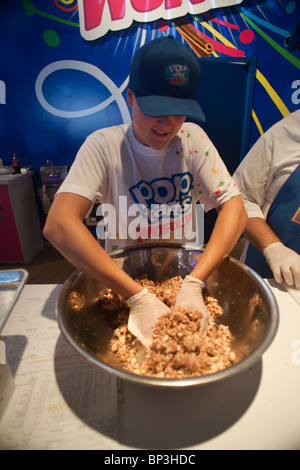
[245,164,300,278]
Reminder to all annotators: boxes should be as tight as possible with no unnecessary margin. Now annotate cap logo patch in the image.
[165,63,189,86]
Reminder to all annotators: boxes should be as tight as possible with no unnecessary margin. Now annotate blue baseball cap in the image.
[128,36,206,122]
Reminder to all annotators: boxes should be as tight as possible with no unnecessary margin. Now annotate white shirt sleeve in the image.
[233,133,273,219]
[233,110,300,219]
[56,130,111,203]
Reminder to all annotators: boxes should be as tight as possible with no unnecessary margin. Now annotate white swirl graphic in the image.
[35,60,131,122]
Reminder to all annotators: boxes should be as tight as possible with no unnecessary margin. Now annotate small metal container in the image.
[40,164,68,187]
[0,269,29,333]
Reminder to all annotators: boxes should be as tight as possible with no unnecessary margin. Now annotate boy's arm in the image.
[43,192,143,299]
[190,195,248,281]
[243,216,280,252]
[173,196,248,333]
[43,192,171,348]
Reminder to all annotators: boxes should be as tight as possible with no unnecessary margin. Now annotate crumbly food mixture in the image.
[107,276,236,379]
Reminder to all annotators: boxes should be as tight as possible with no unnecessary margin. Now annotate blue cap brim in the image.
[136,95,206,122]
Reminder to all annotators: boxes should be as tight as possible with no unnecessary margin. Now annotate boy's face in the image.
[127,89,186,150]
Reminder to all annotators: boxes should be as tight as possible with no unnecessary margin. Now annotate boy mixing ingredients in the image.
[44,36,247,348]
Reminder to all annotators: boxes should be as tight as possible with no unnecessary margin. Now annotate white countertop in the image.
[0,281,300,450]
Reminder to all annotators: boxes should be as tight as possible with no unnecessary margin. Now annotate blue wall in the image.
[0,0,299,223]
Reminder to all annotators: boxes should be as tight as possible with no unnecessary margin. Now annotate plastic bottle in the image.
[42,184,51,214]
[12,153,21,174]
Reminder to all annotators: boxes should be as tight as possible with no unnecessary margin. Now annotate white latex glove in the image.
[126,288,170,349]
[263,242,300,288]
[174,275,209,334]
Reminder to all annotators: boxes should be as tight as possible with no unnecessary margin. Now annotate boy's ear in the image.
[127,88,134,107]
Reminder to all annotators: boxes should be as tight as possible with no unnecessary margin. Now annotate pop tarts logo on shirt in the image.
[129,172,193,222]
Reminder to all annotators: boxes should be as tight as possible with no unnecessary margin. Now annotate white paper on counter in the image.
[0,285,120,450]
[1,281,300,450]
[283,284,300,306]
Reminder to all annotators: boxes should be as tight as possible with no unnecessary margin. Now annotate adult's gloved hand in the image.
[126,288,170,349]
[174,275,209,334]
[263,242,300,288]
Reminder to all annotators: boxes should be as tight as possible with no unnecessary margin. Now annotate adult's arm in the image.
[242,216,280,252]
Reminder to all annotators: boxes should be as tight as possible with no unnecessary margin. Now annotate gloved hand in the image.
[174,275,209,334]
[126,288,170,349]
[263,242,300,288]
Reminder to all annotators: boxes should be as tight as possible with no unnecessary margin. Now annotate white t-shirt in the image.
[233,110,300,219]
[57,122,239,252]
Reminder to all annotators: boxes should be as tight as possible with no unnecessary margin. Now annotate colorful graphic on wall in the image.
[76,0,245,41]
[0,0,299,182]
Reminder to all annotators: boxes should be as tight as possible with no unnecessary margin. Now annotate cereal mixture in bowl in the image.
[107,276,236,379]
[58,247,279,388]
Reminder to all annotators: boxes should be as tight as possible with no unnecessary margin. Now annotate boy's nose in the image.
[157,116,172,126]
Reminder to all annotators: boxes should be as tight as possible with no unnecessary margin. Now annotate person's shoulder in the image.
[267,110,300,133]
[288,108,300,119]
[181,121,203,132]
[261,111,299,146]
[179,121,210,146]
[90,123,130,138]
[84,123,130,146]
[178,121,204,139]
[286,109,300,125]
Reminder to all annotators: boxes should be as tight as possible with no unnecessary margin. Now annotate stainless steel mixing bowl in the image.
[56,244,279,388]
